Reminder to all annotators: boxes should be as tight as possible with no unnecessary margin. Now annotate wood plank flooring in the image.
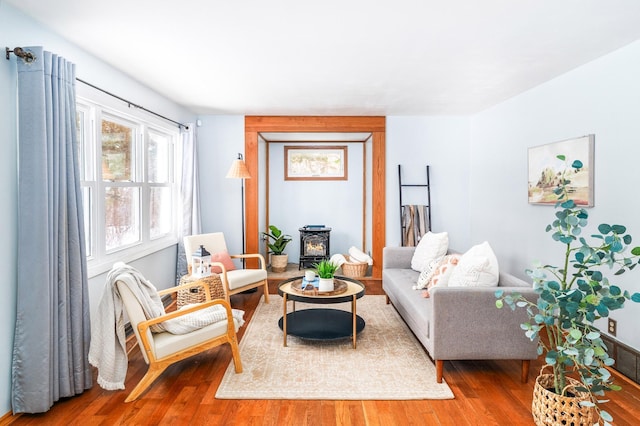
[4,279,640,425]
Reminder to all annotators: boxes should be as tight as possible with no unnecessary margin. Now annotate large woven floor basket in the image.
[532,368,596,426]
[341,255,368,278]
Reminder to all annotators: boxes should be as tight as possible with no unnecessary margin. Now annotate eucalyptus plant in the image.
[314,259,339,279]
[495,156,640,425]
[261,225,292,255]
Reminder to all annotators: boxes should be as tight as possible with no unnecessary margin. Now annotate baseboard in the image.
[602,334,640,385]
[0,410,19,425]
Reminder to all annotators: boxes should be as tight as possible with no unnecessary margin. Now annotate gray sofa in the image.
[382,246,539,384]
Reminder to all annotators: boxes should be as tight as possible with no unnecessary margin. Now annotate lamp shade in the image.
[226,157,251,179]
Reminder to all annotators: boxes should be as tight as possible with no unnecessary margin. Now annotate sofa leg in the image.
[385,294,390,304]
[436,360,444,383]
[521,359,530,383]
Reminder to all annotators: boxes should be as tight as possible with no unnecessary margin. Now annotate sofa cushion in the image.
[410,231,449,272]
[448,241,499,287]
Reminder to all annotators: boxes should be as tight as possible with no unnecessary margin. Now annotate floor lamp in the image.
[226,153,251,268]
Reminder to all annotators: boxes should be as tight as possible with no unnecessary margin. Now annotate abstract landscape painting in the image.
[528,135,594,206]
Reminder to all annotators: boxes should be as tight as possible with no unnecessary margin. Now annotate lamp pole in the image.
[226,153,251,268]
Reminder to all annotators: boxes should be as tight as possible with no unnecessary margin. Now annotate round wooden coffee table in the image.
[277,276,366,349]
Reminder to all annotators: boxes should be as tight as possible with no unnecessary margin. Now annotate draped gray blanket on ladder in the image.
[402,205,430,246]
[12,46,92,414]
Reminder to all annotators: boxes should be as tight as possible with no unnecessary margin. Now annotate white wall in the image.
[268,143,366,263]
[0,2,195,415]
[385,117,472,252]
[470,40,640,349]
[195,115,247,262]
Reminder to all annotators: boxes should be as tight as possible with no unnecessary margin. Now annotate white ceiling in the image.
[7,0,640,116]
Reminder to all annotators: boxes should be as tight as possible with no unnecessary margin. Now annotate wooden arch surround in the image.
[244,116,386,278]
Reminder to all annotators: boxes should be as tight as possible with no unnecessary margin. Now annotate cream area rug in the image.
[215,295,454,400]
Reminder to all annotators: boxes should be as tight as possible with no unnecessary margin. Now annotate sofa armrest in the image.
[429,286,538,360]
[383,246,415,269]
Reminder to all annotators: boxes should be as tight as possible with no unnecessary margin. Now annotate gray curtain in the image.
[176,124,201,283]
[12,47,92,413]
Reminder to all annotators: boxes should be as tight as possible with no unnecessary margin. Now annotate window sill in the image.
[87,237,178,278]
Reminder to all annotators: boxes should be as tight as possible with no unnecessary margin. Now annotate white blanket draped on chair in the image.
[89,262,244,390]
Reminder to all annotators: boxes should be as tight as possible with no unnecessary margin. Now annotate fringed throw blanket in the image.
[88,262,244,391]
[402,205,430,246]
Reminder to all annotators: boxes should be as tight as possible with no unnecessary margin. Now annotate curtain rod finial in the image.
[6,46,36,63]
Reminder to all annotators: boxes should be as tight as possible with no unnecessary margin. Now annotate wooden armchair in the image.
[116,273,243,402]
[184,232,269,304]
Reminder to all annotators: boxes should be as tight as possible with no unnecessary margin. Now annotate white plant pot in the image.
[318,277,334,292]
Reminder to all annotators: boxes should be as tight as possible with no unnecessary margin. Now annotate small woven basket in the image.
[532,366,596,426]
[177,274,225,308]
[341,255,368,278]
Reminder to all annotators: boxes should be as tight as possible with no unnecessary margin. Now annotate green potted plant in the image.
[314,259,339,291]
[496,156,640,425]
[261,225,292,273]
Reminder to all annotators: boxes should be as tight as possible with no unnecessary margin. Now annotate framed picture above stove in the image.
[284,145,348,181]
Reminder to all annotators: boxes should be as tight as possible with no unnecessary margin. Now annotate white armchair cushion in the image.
[410,231,449,272]
[153,318,241,360]
[226,269,268,290]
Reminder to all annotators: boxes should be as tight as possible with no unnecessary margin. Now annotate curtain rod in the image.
[75,78,189,130]
[6,46,189,131]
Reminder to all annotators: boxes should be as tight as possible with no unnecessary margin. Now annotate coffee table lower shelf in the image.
[278,309,365,344]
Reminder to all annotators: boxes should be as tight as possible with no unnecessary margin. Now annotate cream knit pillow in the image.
[410,231,449,272]
[448,241,499,287]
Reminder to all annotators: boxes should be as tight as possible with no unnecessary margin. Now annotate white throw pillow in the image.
[448,241,499,287]
[410,231,449,272]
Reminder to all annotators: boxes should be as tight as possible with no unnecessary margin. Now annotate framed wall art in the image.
[527,134,594,206]
[284,145,348,181]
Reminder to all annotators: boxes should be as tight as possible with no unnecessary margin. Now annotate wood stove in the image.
[299,226,331,269]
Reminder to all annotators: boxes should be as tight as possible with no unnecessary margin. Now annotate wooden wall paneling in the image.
[244,130,259,269]
[244,116,385,278]
[371,131,385,278]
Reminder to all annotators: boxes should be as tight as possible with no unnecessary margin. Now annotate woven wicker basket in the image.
[341,255,368,278]
[177,274,225,308]
[532,366,596,426]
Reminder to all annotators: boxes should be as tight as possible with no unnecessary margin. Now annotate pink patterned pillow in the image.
[210,250,236,273]
[422,254,460,297]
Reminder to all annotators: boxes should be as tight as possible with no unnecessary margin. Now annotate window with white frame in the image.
[76,97,179,277]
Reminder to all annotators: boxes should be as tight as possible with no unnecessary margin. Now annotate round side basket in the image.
[177,274,225,308]
[532,370,596,426]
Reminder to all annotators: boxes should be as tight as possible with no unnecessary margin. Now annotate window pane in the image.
[148,132,170,183]
[82,187,92,257]
[76,110,87,180]
[150,187,172,239]
[105,186,140,251]
[102,119,133,181]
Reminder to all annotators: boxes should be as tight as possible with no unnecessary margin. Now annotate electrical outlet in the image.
[608,318,617,336]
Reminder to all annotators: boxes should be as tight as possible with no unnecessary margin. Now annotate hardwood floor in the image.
[5,279,640,425]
